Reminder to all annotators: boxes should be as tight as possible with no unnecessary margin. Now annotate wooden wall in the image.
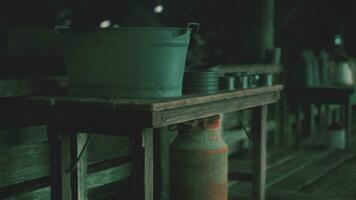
[0,123,133,199]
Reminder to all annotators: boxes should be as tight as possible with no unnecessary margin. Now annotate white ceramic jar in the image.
[333,62,354,85]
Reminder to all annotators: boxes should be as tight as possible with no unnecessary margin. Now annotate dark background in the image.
[1,0,356,64]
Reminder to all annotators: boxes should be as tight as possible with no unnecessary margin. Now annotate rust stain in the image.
[171,182,228,200]
[171,147,228,155]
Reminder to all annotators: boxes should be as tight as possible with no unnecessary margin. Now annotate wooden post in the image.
[48,125,62,200]
[144,128,154,200]
[47,126,88,200]
[305,103,316,138]
[131,128,156,200]
[295,99,302,147]
[131,129,144,200]
[280,92,291,146]
[256,0,275,60]
[252,105,268,200]
[317,105,326,143]
[72,133,88,200]
[155,128,174,200]
[343,100,351,149]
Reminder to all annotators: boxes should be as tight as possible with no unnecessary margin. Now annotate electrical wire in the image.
[66,134,92,173]
[237,111,252,140]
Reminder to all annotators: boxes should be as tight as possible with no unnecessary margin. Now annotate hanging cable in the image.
[66,134,92,173]
[238,111,252,140]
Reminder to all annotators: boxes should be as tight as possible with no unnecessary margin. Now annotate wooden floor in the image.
[229,127,356,200]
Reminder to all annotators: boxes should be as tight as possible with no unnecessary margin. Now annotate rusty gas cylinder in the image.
[170,115,228,200]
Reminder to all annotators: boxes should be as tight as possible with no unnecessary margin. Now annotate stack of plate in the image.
[183,70,220,94]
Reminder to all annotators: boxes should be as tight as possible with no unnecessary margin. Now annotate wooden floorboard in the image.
[230,134,356,199]
[271,145,356,192]
[229,109,356,199]
[300,156,356,199]
[230,147,356,199]
[229,147,334,199]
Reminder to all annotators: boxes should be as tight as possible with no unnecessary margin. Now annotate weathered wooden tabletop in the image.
[26,85,283,128]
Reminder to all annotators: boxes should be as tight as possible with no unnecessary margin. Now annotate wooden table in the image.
[290,85,355,149]
[26,85,283,200]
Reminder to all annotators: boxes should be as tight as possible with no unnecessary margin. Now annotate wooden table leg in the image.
[295,98,302,147]
[252,105,268,200]
[154,128,172,200]
[47,125,88,200]
[280,92,291,146]
[131,128,156,200]
[318,105,327,145]
[144,128,154,200]
[73,133,88,200]
[305,103,316,138]
[343,100,352,149]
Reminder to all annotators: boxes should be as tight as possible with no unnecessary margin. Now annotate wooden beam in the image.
[256,0,275,60]
[144,128,154,200]
[47,126,88,200]
[72,133,88,200]
[343,100,352,149]
[0,79,34,97]
[154,92,279,127]
[252,105,268,200]
[131,128,156,200]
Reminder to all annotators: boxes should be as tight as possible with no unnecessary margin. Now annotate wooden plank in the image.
[230,148,333,196]
[271,150,355,192]
[87,155,131,174]
[73,133,88,200]
[87,134,130,165]
[26,85,283,112]
[47,126,62,200]
[47,126,87,200]
[154,127,176,200]
[29,106,152,131]
[88,178,130,200]
[131,129,144,200]
[343,100,352,149]
[300,154,356,199]
[29,90,280,129]
[154,92,279,127]
[87,163,132,189]
[151,85,283,111]
[229,188,353,200]
[266,149,333,188]
[0,125,47,151]
[0,177,49,199]
[3,187,50,200]
[0,79,34,97]
[267,189,352,200]
[144,128,154,200]
[229,147,302,174]
[0,141,50,187]
[60,132,72,200]
[252,105,268,200]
